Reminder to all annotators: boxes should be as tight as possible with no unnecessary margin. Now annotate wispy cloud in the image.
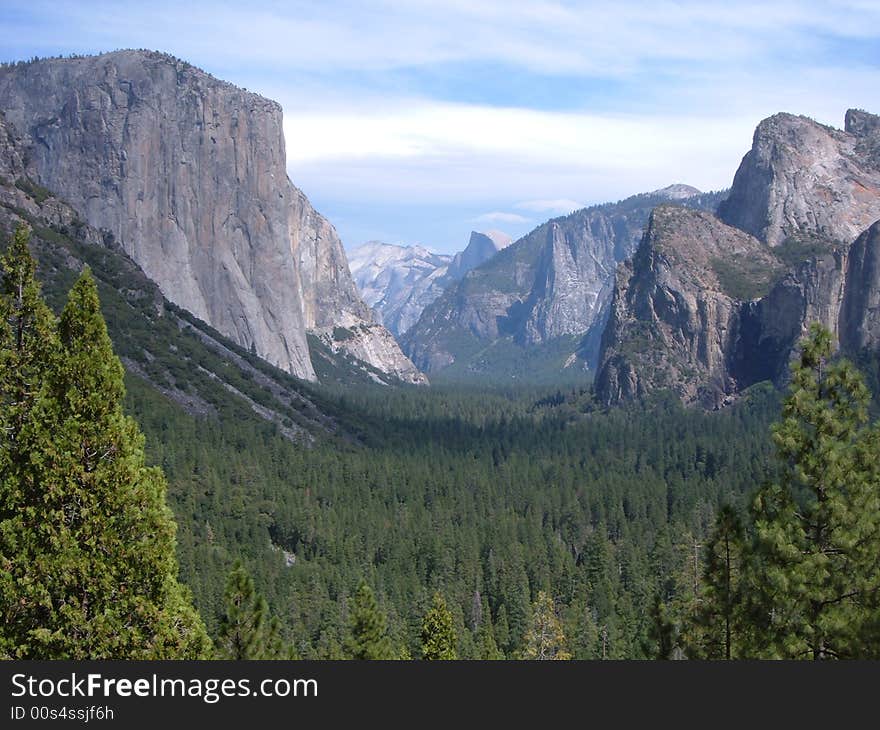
[10,1,879,76]
[1,0,878,251]
[475,212,533,225]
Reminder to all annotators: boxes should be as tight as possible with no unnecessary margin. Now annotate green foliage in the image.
[14,177,52,205]
[0,228,209,659]
[123,373,778,659]
[345,582,396,660]
[217,561,292,659]
[744,324,880,659]
[331,326,355,342]
[421,592,458,660]
[522,592,570,660]
[711,254,781,301]
[775,234,836,268]
[684,506,746,659]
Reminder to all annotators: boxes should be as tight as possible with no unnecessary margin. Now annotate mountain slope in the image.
[348,241,453,337]
[0,114,349,441]
[595,206,784,407]
[0,50,423,385]
[402,186,725,381]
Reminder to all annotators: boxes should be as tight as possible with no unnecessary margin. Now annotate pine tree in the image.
[685,506,745,659]
[568,597,599,659]
[344,581,395,660]
[477,595,503,659]
[0,244,209,658]
[494,603,511,655]
[523,592,571,660]
[647,595,676,660]
[217,561,290,659]
[421,592,457,660]
[745,324,880,659]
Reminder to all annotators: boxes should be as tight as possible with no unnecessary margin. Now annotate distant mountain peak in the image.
[481,229,513,250]
[652,183,702,200]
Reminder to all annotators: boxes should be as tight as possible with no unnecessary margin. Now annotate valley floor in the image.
[129,377,779,659]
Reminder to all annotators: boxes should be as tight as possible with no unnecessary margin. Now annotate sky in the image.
[2,1,879,253]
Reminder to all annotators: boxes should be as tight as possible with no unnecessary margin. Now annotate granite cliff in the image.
[718,109,880,247]
[597,109,880,407]
[403,186,724,380]
[0,50,423,384]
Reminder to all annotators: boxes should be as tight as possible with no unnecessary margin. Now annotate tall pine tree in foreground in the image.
[421,592,457,660]
[344,581,396,660]
[684,506,746,659]
[217,561,293,659]
[523,592,571,660]
[745,324,880,659]
[0,227,209,658]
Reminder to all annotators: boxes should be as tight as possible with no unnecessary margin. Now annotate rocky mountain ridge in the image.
[596,109,880,407]
[348,230,510,338]
[402,185,726,380]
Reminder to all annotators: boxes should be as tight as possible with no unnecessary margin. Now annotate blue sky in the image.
[2,1,879,253]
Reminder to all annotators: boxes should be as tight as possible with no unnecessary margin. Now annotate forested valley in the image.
[129,360,780,659]
[3,221,879,660]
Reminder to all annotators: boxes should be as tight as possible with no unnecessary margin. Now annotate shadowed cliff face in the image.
[840,220,880,354]
[734,248,850,387]
[0,50,424,385]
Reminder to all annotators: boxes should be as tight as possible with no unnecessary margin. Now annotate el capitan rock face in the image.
[0,50,423,384]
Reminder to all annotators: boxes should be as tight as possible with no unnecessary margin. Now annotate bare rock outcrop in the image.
[595,206,780,407]
[0,50,424,384]
[718,110,880,247]
[597,110,880,408]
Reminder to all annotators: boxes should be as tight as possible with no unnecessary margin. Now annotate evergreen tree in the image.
[477,595,503,659]
[217,561,289,659]
[568,597,599,659]
[421,591,457,660]
[344,581,395,660]
[523,592,571,660]
[685,506,745,659]
[745,324,880,659]
[647,595,676,660]
[494,603,511,655]
[0,245,209,658]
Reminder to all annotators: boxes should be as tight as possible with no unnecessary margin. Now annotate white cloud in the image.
[282,99,759,204]
[475,212,533,225]
[10,1,880,77]
[4,0,879,245]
